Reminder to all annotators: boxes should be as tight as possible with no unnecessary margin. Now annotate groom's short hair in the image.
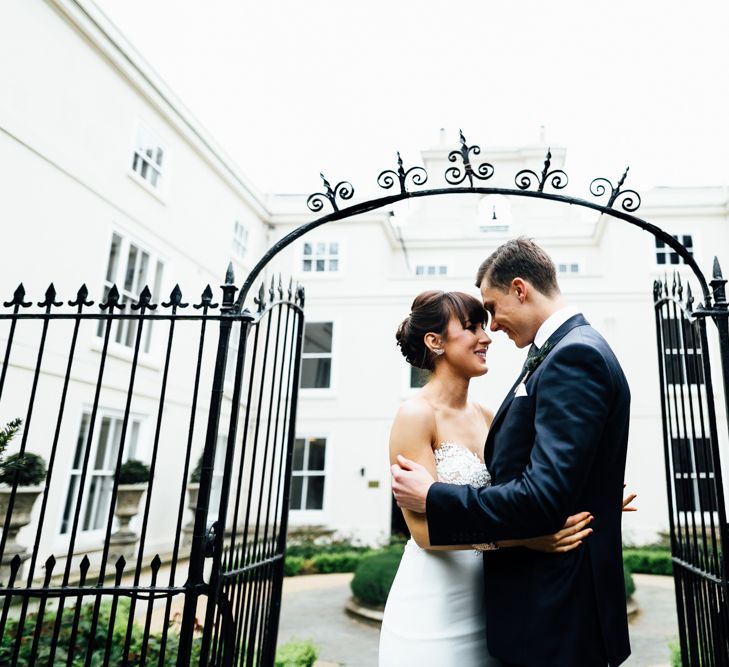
[476,237,559,295]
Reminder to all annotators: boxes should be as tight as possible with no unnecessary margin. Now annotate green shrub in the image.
[285,536,370,560]
[189,455,203,483]
[0,418,22,459]
[623,548,673,575]
[0,598,201,666]
[118,459,150,484]
[0,452,47,487]
[284,555,305,577]
[624,564,635,600]
[350,549,403,607]
[275,638,318,667]
[669,641,681,667]
[310,551,364,574]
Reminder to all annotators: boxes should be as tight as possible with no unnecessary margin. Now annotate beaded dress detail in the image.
[433,442,491,488]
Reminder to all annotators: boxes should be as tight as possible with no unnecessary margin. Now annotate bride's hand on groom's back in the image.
[501,511,594,553]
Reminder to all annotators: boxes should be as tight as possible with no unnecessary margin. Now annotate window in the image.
[290,437,326,510]
[98,233,164,353]
[661,317,704,385]
[672,437,718,512]
[232,221,249,258]
[131,124,164,188]
[557,263,580,275]
[410,366,429,388]
[300,322,333,389]
[61,411,143,534]
[415,265,447,277]
[655,235,694,265]
[303,242,339,273]
[478,195,511,233]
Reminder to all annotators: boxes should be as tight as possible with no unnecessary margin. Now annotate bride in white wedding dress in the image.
[379,291,595,667]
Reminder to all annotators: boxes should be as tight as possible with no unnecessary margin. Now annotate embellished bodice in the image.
[433,442,491,489]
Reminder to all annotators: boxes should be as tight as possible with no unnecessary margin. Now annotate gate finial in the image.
[445,130,494,188]
[377,152,428,194]
[307,173,354,213]
[710,256,727,308]
[515,148,568,192]
[69,284,93,309]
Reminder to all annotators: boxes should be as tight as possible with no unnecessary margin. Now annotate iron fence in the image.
[0,265,304,666]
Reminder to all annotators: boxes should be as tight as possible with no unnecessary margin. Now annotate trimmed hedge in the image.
[275,639,318,667]
[624,564,635,600]
[284,556,306,577]
[623,548,673,576]
[310,551,365,574]
[350,548,403,607]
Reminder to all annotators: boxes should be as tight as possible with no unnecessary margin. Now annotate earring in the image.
[433,348,444,356]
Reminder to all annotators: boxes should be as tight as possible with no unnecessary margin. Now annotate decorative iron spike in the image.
[377,151,428,195]
[589,166,642,212]
[115,555,127,574]
[225,262,235,285]
[150,554,162,571]
[42,555,56,584]
[686,283,694,309]
[131,285,156,311]
[710,255,728,307]
[288,276,293,300]
[3,283,32,309]
[100,285,124,311]
[193,284,218,310]
[306,173,355,213]
[255,282,266,312]
[277,274,284,300]
[653,279,661,300]
[713,256,724,279]
[671,272,677,297]
[6,554,22,585]
[162,284,188,309]
[269,276,276,303]
[445,130,494,188]
[79,554,91,575]
[514,148,569,193]
[69,284,93,308]
[38,283,63,309]
[297,284,306,308]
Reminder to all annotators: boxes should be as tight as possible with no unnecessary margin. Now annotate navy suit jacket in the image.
[426,314,631,666]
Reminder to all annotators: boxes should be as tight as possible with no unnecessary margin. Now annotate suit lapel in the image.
[484,314,590,465]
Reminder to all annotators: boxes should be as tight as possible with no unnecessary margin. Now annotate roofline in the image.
[49,0,270,219]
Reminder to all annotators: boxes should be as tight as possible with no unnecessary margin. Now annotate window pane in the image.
[125,246,138,292]
[106,234,122,283]
[316,242,326,255]
[300,358,331,389]
[305,476,325,510]
[316,259,325,272]
[289,476,303,510]
[328,259,339,272]
[73,414,90,469]
[655,239,665,249]
[657,254,666,265]
[683,235,693,248]
[410,366,430,388]
[292,438,305,471]
[303,323,332,354]
[415,266,424,276]
[95,417,111,470]
[307,438,326,471]
[329,243,339,255]
[303,243,312,255]
[438,266,447,275]
[427,266,436,275]
[303,260,312,272]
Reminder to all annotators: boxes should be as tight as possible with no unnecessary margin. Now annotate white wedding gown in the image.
[379,442,502,666]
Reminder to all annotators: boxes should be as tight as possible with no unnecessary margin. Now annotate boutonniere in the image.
[514,342,554,397]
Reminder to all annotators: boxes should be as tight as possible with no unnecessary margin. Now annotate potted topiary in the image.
[182,455,203,547]
[0,419,48,581]
[109,459,150,560]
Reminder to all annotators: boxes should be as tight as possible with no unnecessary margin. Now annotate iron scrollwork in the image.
[445,130,494,187]
[306,173,354,213]
[589,166,642,212]
[515,148,568,192]
[377,152,428,194]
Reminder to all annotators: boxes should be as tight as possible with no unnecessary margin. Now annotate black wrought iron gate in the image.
[654,263,729,666]
[0,265,304,666]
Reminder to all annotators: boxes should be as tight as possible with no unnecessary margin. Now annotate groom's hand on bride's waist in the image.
[391,455,434,514]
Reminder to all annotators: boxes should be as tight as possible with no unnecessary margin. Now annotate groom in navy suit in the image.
[392,238,631,666]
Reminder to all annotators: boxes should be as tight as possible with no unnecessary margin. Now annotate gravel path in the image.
[277,572,678,666]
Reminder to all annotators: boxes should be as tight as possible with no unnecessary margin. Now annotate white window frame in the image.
[302,241,340,274]
[59,407,145,543]
[557,262,581,275]
[232,221,249,259]
[130,122,165,192]
[289,435,327,514]
[97,231,164,355]
[414,264,448,277]
[655,234,694,266]
[300,321,335,393]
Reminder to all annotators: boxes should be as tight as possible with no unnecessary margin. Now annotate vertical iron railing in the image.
[0,266,304,666]
[654,259,729,666]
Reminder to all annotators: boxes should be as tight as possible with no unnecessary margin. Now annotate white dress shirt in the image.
[533,305,581,349]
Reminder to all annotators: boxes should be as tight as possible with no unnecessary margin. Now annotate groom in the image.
[392,238,631,666]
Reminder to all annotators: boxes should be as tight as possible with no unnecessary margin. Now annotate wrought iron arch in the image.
[238,130,710,307]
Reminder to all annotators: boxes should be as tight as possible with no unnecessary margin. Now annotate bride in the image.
[379,291,628,666]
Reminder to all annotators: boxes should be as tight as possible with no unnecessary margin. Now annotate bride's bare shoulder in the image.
[473,402,495,428]
[390,396,436,445]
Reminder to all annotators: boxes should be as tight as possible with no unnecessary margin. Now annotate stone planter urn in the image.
[182,482,199,549]
[0,485,43,583]
[109,483,147,561]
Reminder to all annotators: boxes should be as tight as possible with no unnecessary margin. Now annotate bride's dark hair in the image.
[396,291,487,371]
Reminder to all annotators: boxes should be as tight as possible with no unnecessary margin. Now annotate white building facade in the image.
[2,0,727,565]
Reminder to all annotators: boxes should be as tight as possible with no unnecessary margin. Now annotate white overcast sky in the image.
[95,0,729,196]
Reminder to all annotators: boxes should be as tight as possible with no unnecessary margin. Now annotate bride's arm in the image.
[389,400,475,551]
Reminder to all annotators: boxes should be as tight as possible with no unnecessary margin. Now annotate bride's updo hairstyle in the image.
[396,291,487,371]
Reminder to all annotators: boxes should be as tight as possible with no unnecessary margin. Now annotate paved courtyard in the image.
[277,572,678,667]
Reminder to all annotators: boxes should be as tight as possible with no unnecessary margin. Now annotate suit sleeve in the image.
[426,340,613,545]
